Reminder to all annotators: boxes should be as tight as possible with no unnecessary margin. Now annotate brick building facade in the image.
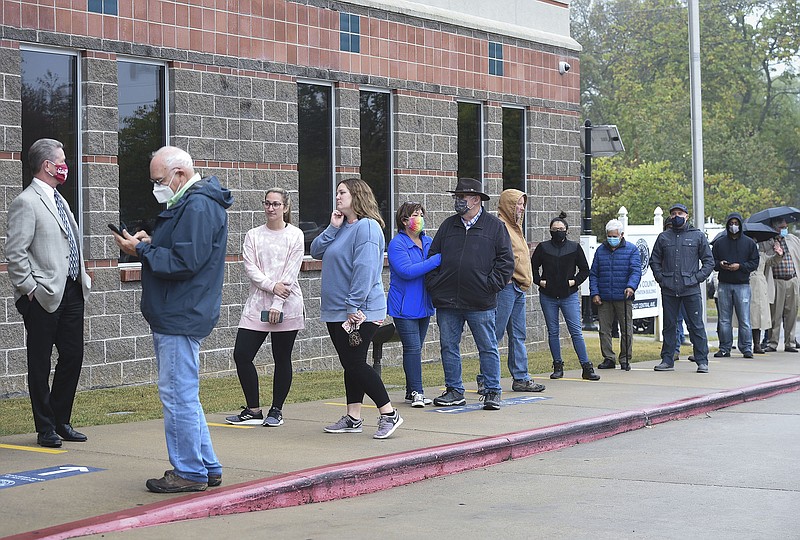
[0,0,582,397]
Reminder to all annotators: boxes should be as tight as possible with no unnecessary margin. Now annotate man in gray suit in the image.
[6,138,91,448]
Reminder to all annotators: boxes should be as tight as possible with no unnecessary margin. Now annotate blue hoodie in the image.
[137,176,234,337]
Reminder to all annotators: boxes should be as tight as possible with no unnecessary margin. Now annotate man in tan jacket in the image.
[764,218,800,352]
[485,189,545,392]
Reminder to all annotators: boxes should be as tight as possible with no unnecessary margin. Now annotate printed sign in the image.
[428,395,550,414]
[0,464,104,489]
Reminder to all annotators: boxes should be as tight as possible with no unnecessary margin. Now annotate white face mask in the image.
[152,171,176,203]
[152,182,174,204]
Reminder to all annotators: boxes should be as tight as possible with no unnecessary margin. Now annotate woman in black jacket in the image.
[531,212,600,381]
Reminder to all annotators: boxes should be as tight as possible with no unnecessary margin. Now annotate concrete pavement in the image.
[1,348,799,539]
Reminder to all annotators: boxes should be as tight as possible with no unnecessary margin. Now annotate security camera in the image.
[559,61,571,74]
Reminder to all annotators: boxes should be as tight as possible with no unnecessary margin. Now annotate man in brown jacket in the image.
[485,189,546,392]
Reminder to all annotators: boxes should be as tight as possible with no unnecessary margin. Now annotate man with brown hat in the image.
[425,178,514,410]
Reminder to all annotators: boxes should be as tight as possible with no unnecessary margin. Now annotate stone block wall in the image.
[0,0,583,397]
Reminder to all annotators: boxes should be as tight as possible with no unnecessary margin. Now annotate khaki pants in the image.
[769,276,798,349]
[598,299,634,363]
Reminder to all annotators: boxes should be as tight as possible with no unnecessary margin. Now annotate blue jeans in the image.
[394,316,430,396]
[539,292,590,365]
[491,283,530,382]
[660,294,709,366]
[717,282,752,354]
[437,307,501,394]
[153,332,221,483]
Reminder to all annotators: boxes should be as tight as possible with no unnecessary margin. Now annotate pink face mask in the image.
[48,161,69,185]
[407,215,424,234]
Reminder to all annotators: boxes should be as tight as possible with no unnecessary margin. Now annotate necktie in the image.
[54,191,79,280]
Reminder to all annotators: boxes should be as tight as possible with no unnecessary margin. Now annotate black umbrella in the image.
[748,206,800,225]
[742,221,779,243]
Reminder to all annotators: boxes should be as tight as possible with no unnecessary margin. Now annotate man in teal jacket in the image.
[115,146,233,493]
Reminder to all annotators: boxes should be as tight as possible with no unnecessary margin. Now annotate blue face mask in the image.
[780,228,789,238]
[607,236,621,247]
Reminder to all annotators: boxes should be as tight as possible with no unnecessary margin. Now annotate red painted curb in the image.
[7,375,800,540]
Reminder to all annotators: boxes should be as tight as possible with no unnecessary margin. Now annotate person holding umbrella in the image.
[711,213,759,358]
[762,216,800,352]
[745,221,779,354]
[590,219,642,371]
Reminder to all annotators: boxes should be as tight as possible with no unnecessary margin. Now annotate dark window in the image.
[502,107,525,191]
[298,83,333,253]
[340,12,360,53]
[21,50,79,218]
[360,90,392,245]
[457,102,482,180]
[117,61,167,261]
[89,0,118,15]
[489,42,504,76]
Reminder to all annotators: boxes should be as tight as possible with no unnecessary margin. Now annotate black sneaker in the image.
[597,359,616,369]
[481,392,501,410]
[225,407,264,425]
[433,388,466,406]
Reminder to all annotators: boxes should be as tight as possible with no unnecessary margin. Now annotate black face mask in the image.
[671,215,686,228]
[550,230,567,243]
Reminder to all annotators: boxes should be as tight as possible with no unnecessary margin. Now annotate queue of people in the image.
[8,139,798,494]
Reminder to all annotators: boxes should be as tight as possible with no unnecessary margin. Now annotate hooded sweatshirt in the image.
[712,212,759,285]
[497,189,532,291]
[138,175,234,337]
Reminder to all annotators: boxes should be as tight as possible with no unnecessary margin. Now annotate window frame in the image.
[501,104,527,192]
[20,44,82,225]
[115,56,170,266]
[296,79,336,256]
[456,100,484,182]
[358,86,394,245]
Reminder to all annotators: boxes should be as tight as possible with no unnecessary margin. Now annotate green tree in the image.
[572,0,800,207]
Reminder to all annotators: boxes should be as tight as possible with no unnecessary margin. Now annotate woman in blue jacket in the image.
[387,202,441,407]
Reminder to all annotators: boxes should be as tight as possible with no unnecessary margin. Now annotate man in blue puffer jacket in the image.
[590,219,642,371]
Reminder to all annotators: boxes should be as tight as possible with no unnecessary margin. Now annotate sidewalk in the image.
[2,351,799,540]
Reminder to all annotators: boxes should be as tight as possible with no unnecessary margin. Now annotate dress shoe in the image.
[713,350,730,358]
[37,430,62,448]
[597,359,616,369]
[785,347,799,353]
[753,345,765,354]
[56,424,87,442]
[620,361,631,371]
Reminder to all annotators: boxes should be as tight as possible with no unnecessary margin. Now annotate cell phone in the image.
[261,310,283,323]
[108,223,126,236]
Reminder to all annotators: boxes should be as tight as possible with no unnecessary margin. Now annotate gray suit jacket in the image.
[6,181,91,313]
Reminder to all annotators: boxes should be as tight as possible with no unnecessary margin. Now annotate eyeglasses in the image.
[263,201,284,208]
[150,168,177,185]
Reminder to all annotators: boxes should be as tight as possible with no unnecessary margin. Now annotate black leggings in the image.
[326,322,390,408]
[232,328,298,410]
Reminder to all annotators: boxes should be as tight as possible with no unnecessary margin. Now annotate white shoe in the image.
[410,391,431,408]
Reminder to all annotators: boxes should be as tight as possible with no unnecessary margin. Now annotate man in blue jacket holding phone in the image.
[114,146,233,493]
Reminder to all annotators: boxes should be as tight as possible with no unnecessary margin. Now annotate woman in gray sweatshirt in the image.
[311,178,403,439]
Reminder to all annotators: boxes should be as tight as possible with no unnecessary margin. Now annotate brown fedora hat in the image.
[447,177,490,201]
